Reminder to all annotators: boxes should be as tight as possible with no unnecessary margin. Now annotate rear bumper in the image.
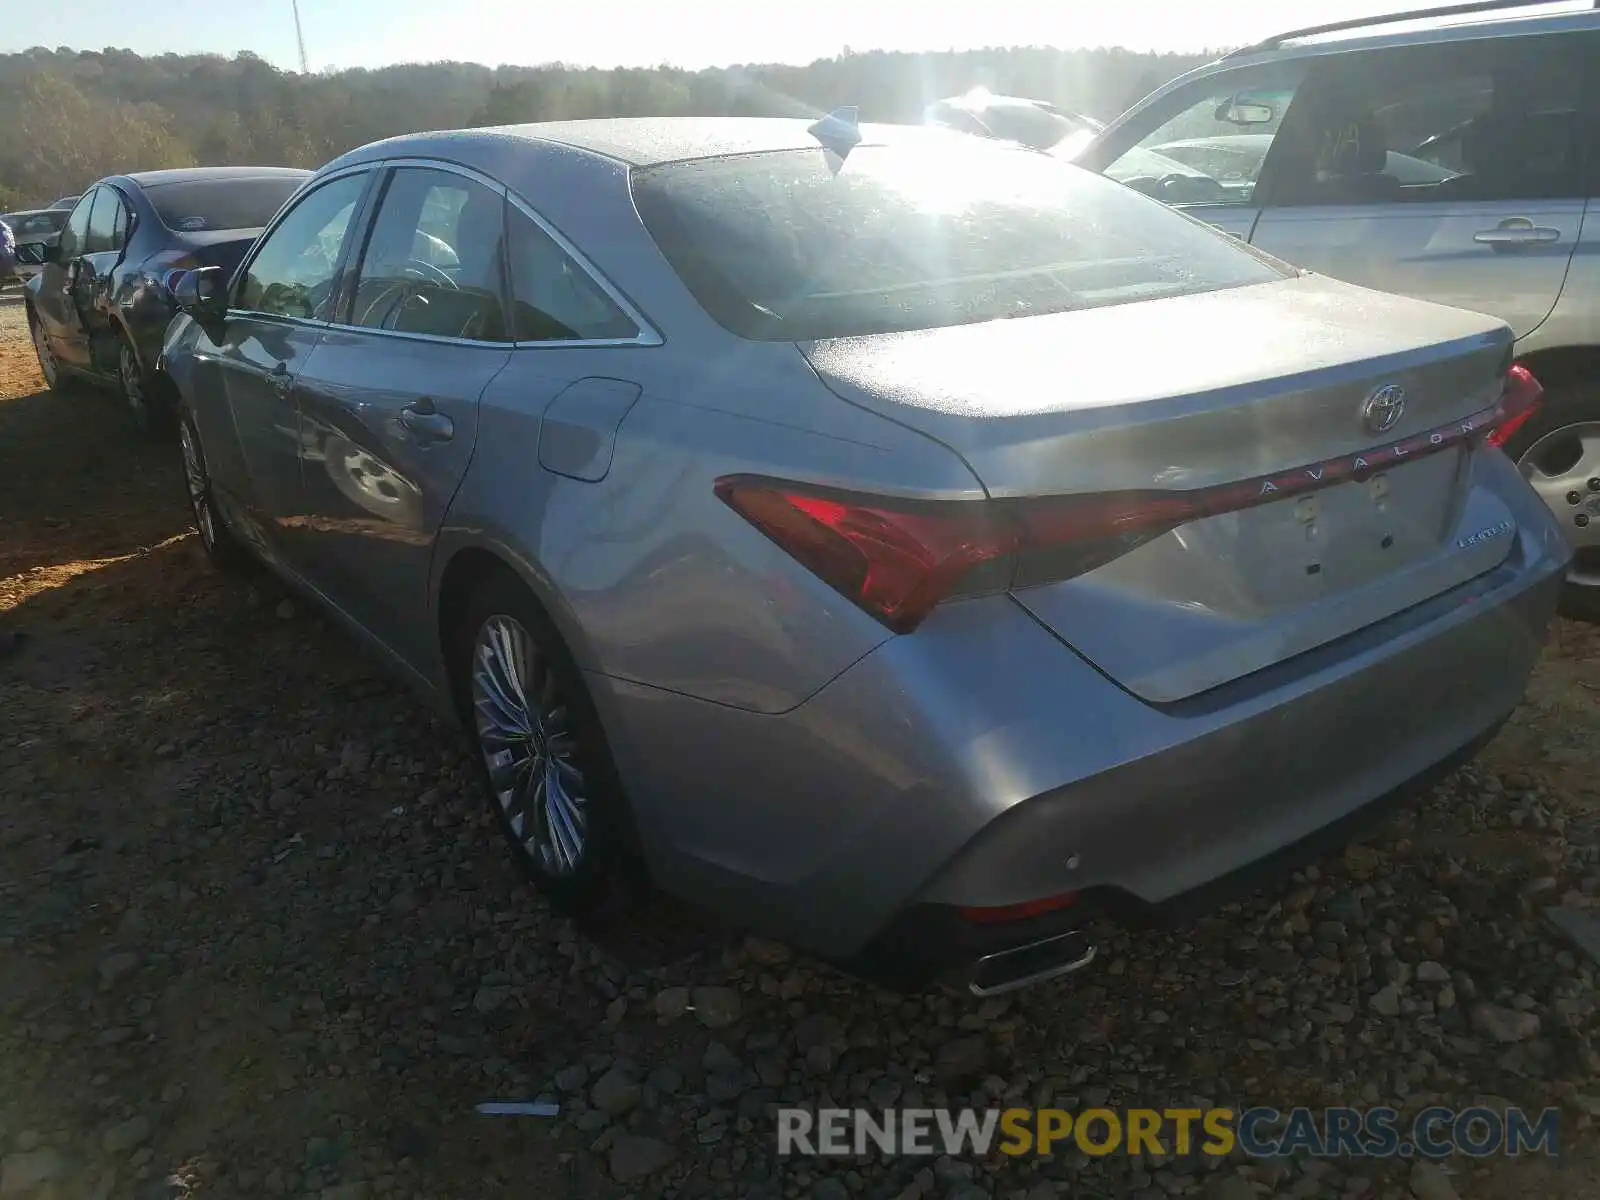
[596,492,1566,974]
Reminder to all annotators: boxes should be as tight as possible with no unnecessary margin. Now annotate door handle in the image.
[1473,218,1561,248]
[399,399,453,442]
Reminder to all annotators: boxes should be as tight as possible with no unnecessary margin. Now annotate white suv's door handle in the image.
[1474,220,1560,247]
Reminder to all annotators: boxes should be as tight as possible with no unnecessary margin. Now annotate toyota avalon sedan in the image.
[159,116,1567,994]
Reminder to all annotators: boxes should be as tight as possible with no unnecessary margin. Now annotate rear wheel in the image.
[29,310,71,393]
[457,572,643,916]
[1506,383,1600,623]
[119,335,171,436]
[179,413,247,572]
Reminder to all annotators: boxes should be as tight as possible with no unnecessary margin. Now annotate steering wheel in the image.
[399,258,457,290]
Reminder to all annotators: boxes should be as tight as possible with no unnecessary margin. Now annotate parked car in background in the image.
[161,116,1565,993]
[0,208,70,285]
[49,195,81,210]
[1074,0,1600,618]
[25,166,311,432]
[925,89,1102,153]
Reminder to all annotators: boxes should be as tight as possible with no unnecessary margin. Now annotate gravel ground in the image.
[2,293,1599,1200]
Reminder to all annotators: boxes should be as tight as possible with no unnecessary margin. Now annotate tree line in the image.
[0,44,1221,210]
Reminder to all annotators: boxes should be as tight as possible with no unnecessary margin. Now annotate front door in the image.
[292,164,511,667]
[1246,32,1594,343]
[208,169,374,563]
[33,189,98,370]
[1086,61,1310,242]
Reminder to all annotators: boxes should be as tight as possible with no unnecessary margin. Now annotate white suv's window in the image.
[1268,36,1587,206]
[1102,68,1307,207]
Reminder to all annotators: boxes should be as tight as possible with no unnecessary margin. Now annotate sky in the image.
[0,0,1581,72]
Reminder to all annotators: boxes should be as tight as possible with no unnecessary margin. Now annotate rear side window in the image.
[631,141,1287,341]
[83,188,122,254]
[348,167,507,341]
[1269,34,1591,205]
[505,204,637,342]
[145,175,306,232]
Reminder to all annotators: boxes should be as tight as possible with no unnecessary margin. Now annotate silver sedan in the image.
[160,116,1568,994]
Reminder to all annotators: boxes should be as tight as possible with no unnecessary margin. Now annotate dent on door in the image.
[537,377,642,482]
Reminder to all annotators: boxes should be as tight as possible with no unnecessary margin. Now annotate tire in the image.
[178,412,248,572]
[1502,382,1600,623]
[456,571,644,917]
[118,333,172,437]
[28,308,74,394]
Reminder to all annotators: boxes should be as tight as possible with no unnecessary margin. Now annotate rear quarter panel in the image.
[438,339,985,716]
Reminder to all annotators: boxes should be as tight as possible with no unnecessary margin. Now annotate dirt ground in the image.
[2,293,1599,1200]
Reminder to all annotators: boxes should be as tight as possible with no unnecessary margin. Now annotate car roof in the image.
[1103,2,1598,141]
[1211,2,1597,70]
[113,166,314,190]
[334,117,971,170]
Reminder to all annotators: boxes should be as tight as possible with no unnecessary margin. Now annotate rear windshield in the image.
[630,142,1287,341]
[146,176,307,233]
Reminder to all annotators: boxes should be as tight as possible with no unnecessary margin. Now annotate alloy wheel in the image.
[470,615,589,876]
[1517,420,1600,589]
[32,320,57,388]
[179,422,217,550]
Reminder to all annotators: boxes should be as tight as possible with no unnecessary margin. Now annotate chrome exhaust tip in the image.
[966,929,1096,996]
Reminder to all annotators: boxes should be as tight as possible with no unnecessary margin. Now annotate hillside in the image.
[0,44,1216,208]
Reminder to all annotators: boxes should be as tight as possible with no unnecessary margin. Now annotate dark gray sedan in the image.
[25,166,310,431]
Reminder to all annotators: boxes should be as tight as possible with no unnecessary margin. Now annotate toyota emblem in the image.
[1361,384,1407,435]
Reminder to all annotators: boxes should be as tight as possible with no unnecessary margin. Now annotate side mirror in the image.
[171,265,229,337]
[1216,97,1276,126]
[13,242,47,266]
[38,239,61,264]
[172,266,228,319]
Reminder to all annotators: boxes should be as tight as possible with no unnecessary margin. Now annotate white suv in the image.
[1076,0,1600,617]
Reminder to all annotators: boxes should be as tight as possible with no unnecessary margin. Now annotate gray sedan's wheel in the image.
[1506,384,1600,623]
[458,572,642,915]
[179,414,247,571]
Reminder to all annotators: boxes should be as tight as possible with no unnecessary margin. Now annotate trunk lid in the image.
[799,273,1518,703]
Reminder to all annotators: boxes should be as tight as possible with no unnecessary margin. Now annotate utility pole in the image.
[291,0,310,73]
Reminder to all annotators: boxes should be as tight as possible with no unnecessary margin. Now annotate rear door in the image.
[291,162,512,668]
[1247,32,1593,341]
[77,185,134,374]
[1085,61,1311,241]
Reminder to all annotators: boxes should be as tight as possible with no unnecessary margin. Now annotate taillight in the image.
[1486,363,1543,450]
[719,367,1545,633]
[714,478,1191,633]
[713,480,1016,633]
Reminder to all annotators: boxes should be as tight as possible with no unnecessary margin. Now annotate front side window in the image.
[505,204,637,342]
[1100,65,1307,206]
[1270,35,1588,206]
[349,167,507,340]
[59,189,95,259]
[235,172,369,320]
[632,140,1288,341]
